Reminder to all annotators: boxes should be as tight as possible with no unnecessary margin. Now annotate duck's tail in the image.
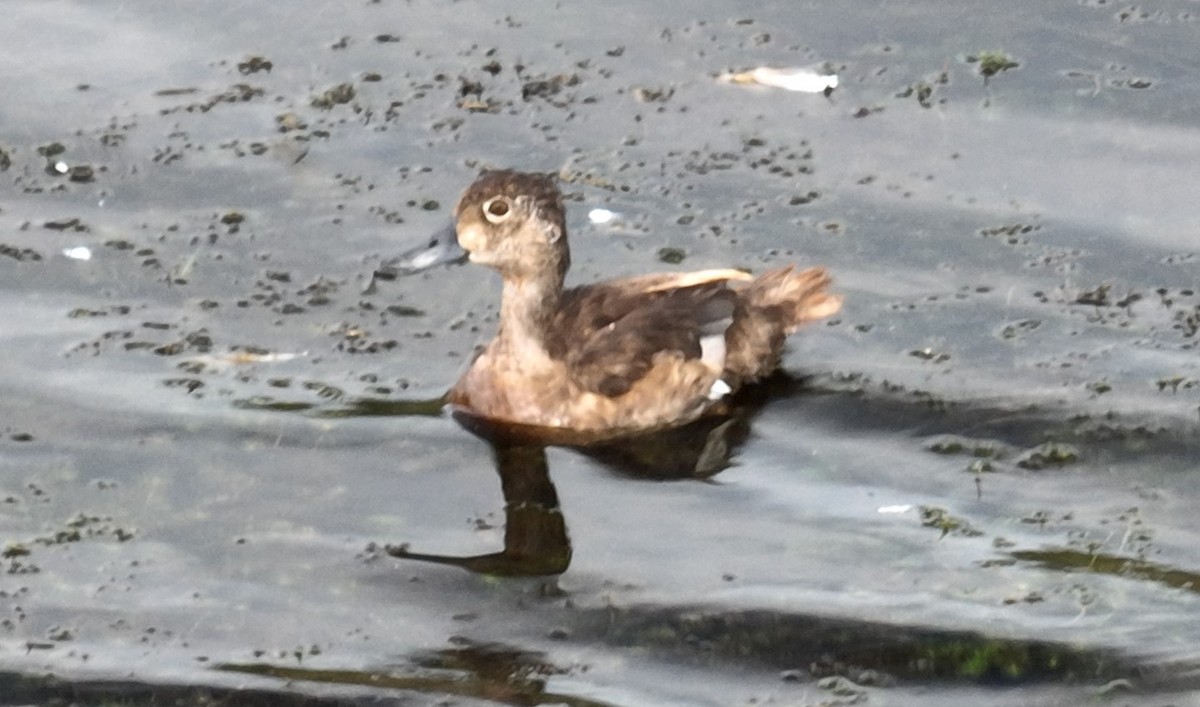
[722,266,842,387]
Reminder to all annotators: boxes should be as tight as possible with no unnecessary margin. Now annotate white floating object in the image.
[877,504,913,515]
[226,351,307,364]
[54,161,70,174]
[62,246,92,261]
[588,208,618,225]
[720,66,838,93]
[189,350,309,370]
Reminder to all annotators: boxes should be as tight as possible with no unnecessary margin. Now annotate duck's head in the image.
[389,169,570,281]
[453,170,570,282]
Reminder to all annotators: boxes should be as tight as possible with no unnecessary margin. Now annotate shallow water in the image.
[2,1,1200,705]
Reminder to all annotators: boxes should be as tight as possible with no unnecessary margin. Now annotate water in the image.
[2,1,1199,704]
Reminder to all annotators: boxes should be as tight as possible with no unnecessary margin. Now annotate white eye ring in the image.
[482,196,513,224]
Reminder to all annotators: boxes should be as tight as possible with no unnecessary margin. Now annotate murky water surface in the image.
[2,1,1199,705]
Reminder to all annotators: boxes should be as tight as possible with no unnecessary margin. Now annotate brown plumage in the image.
[445,169,841,435]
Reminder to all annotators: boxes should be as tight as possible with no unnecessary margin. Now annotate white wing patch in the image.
[707,378,732,400]
[699,332,731,400]
[699,332,727,371]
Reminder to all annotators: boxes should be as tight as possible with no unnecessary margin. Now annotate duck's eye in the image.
[482,197,512,223]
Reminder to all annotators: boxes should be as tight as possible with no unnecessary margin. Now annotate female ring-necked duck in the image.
[443,170,841,435]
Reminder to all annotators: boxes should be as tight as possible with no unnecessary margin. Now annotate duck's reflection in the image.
[387,443,570,576]
[387,379,784,577]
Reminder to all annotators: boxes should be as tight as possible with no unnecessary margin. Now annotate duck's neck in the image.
[495,271,564,359]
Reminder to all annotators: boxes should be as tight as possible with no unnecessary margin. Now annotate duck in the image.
[441,169,842,436]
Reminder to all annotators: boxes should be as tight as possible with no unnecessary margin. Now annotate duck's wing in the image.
[552,270,748,397]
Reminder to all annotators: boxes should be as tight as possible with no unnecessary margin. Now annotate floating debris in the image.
[657,246,687,264]
[967,52,1019,79]
[311,82,355,109]
[237,55,273,75]
[719,66,838,93]
[61,246,92,261]
[189,351,308,369]
[1015,443,1080,471]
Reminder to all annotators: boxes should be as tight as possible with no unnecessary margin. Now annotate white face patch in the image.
[456,221,487,254]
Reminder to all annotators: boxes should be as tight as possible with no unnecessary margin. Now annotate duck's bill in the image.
[389,222,467,274]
